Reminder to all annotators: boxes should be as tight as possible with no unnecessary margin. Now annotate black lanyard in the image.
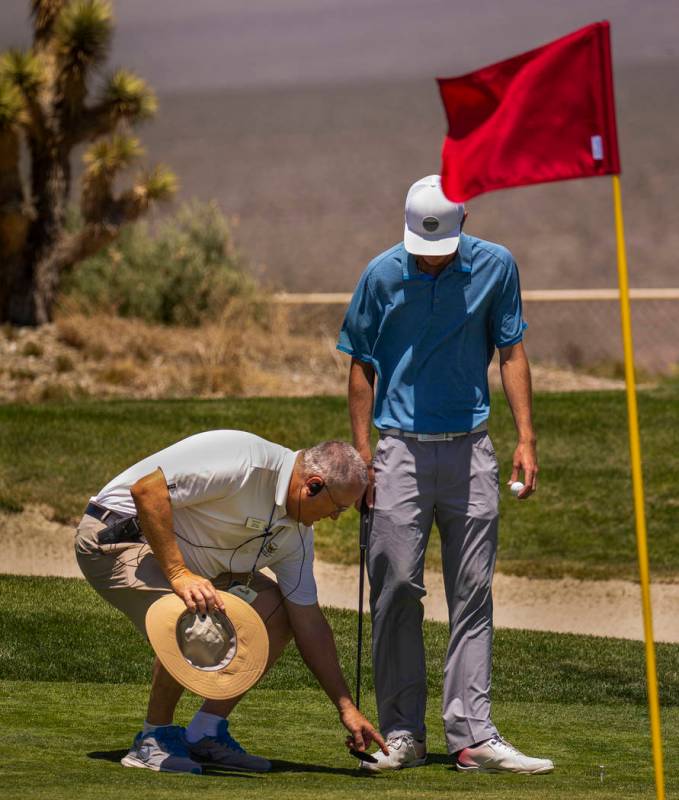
[246,500,278,586]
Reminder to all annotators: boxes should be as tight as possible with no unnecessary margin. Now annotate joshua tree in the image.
[0,0,177,326]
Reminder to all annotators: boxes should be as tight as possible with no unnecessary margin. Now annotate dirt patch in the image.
[0,311,347,402]
[2,505,84,579]
[313,561,679,644]
[0,312,630,403]
[3,506,676,643]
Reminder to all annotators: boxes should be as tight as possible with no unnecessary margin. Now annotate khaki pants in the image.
[75,514,271,636]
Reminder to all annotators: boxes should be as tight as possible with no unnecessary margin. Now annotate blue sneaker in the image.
[121,725,202,774]
[188,719,271,772]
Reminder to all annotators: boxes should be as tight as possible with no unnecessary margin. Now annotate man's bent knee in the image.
[245,574,293,643]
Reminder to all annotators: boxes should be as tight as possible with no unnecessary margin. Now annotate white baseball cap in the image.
[404,175,465,256]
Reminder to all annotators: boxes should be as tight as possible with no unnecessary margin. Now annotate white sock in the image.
[185,711,224,743]
[142,720,172,734]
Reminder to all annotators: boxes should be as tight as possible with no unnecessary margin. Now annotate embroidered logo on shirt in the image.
[262,540,279,557]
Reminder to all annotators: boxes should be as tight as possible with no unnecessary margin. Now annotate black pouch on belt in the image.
[97,516,142,545]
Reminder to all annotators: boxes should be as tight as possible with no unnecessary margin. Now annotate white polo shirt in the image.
[92,430,317,605]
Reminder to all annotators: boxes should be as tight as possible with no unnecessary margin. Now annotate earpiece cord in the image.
[262,483,307,624]
[131,494,306,621]
[166,500,303,608]
[173,527,267,551]
[166,501,278,576]
[229,501,278,583]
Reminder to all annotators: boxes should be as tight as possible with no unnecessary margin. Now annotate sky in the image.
[2,0,679,92]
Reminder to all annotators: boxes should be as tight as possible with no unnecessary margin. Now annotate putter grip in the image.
[359,494,371,548]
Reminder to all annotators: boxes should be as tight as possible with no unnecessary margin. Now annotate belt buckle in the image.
[416,433,446,442]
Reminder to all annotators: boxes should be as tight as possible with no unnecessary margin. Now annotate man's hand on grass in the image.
[340,705,388,755]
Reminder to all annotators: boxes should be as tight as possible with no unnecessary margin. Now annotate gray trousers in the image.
[369,430,500,754]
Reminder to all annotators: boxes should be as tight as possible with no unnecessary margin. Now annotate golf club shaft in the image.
[356,495,371,710]
[356,545,365,709]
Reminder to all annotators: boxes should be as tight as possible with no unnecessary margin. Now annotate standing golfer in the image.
[336,175,553,774]
[75,431,387,774]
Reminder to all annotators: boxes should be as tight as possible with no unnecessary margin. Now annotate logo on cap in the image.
[422,216,439,232]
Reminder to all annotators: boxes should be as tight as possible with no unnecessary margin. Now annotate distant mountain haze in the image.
[2,2,678,292]
[143,66,678,292]
[3,1,679,88]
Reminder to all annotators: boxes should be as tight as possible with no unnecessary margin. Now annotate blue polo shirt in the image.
[337,234,526,433]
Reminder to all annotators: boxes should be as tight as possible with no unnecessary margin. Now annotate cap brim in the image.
[404,225,460,256]
[146,592,269,700]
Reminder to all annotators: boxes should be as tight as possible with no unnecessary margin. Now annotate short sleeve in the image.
[336,269,380,364]
[490,257,527,348]
[165,467,246,509]
[269,531,317,605]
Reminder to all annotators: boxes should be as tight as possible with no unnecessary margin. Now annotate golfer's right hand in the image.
[356,448,375,509]
[170,570,224,614]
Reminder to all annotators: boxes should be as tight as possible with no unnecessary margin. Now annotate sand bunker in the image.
[3,505,677,643]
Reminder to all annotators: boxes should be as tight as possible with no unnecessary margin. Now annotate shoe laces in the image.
[214,719,245,753]
[490,735,520,756]
[386,733,412,752]
[153,725,191,756]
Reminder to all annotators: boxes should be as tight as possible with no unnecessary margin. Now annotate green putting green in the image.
[0,575,677,799]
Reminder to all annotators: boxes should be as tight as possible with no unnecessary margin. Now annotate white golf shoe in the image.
[359,732,426,772]
[456,735,554,774]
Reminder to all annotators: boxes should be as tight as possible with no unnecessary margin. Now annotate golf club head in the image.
[350,748,378,764]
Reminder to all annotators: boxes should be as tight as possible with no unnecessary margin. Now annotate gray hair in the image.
[300,441,368,490]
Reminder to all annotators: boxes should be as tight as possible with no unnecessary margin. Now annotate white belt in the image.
[380,421,488,441]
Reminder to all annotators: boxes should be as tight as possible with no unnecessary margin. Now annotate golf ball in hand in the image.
[510,481,525,497]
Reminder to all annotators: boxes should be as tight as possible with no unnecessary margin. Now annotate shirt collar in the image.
[402,234,472,280]
[275,448,299,511]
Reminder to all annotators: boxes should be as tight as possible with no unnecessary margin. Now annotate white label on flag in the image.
[591,135,604,161]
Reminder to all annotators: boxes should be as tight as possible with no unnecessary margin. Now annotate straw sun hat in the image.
[145,591,269,700]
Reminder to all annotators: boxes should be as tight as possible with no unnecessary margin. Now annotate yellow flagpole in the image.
[612,174,665,800]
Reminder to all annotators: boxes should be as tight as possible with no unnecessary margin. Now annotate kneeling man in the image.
[75,430,386,774]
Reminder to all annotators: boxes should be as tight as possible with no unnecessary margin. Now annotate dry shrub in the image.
[61,202,254,326]
[22,340,44,357]
[54,354,74,373]
[1,325,18,342]
[9,367,35,381]
[188,364,242,396]
[97,359,140,387]
[55,317,87,350]
[11,298,349,402]
[50,299,260,397]
[35,382,90,402]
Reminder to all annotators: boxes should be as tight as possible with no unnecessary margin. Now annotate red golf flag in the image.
[438,21,620,202]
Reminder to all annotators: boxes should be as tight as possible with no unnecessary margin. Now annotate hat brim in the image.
[146,592,269,700]
[403,225,460,256]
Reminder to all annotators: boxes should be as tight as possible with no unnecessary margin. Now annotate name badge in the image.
[227,583,258,605]
[245,517,268,531]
